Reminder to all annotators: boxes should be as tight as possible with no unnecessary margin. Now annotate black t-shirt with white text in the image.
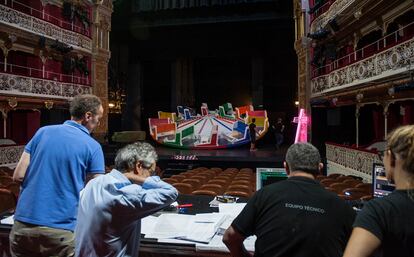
[232,176,355,257]
[353,190,414,257]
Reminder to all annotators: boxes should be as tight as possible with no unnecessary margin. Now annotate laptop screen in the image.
[256,168,287,191]
[372,163,395,198]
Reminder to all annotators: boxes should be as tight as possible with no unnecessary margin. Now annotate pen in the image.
[177,204,193,208]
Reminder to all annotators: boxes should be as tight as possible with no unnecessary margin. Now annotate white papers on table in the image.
[144,213,227,244]
[196,234,256,253]
[217,203,246,234]
[0,215,14,225]
[218,203,246,215]
[141,215,158,235]
[181,213,227,243]
[145,213,192,239]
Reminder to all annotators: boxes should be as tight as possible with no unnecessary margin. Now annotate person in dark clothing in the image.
[223,143,355,257]
[272,118,285,150]
[249,118,257,151]
[343,125,414,257]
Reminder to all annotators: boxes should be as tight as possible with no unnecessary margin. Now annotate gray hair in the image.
[114,142,158,172]
[69,94,102,119]
[285,143,321,176]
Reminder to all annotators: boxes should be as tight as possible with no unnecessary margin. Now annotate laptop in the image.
[256,168,288,191]
[372,163,395,198]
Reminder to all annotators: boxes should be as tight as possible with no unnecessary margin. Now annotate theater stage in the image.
[104,143,286,174]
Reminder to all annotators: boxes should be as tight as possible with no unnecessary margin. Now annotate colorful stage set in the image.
[148,103,269,149]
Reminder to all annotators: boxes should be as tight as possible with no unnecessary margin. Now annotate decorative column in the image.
[383,103,390,139]
[0,46,8,72]
[0,108,7,138]
[355,104,360,147]
[91,0,113,142]
[39,51,47,79]
[293,0,311,116]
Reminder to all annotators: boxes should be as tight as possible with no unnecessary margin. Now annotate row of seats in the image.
[317,174,372,201]
[163,167,255,197]
[0,167,19,214]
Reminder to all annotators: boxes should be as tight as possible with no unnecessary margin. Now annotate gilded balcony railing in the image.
[0,4,92,52]
[311,36,414,97]
[0,145,24,166]
[1,62,90,86]
[1,0,91,37]
[310,0,356,34]
[0,72,92,99]
[326,143,381,182]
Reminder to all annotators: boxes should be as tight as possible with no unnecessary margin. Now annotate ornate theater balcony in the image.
[0,144,24,167]
[0,2,92,52]
[309,0,336,24]
[326,142,380,182]
[311,23,414,97]
[310,0,355,34]
[0,63,91,99]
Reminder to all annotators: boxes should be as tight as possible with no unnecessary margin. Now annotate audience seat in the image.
[227,184,251,192]
[355,183,373,193]
[192,190,219,196]
[171,175,186,182]
[239,168,253,173]
[329,183,350,194]
[182,179,201,189]
[327,173,343,179]
[0,188,16,213]
[172,183,194,195]
[207,179,229,187]
[230,180,252,187]
[191,175,209,181]
[224,168,239,173]
[0,176,14,187]
[163,178,178,184]
[320,178,337,187]
[224,190,250,198]
[342,188,367,200]
[342,179,361,187]
[199,184,224,194]
[335,176,354,183]
[5,183,20,199]
[316,175,327,181]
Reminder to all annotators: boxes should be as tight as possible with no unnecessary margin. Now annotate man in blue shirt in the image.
[75,142,178,257]
[10,94,105,257]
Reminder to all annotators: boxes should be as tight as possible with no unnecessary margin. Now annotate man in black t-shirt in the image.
[223,143,355,257]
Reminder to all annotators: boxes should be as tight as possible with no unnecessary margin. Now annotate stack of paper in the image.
[217,203,246,234]
[0,215,14,225]
[144,213,227,244]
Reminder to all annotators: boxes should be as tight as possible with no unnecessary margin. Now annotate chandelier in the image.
[108,87,125,114]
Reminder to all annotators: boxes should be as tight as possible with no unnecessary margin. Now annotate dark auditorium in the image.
[1,0,414,257]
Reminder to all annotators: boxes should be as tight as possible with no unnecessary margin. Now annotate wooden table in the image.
[0,195,246,257]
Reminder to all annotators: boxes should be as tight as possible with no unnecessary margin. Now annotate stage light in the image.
[108,103,115,108]
[294,101,299,106]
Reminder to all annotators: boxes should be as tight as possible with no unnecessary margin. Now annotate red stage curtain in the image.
[8,110,40,144]
[372,110,384,141]
[26,111,41,141]
[402,103,413,125]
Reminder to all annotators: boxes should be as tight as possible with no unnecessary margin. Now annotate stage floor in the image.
[104,144,286,171]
